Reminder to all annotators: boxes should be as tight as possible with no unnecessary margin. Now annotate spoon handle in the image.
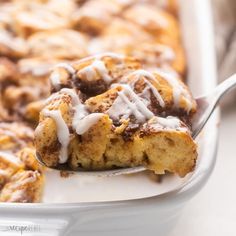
[192,74,236,139]
[213,73,236,103]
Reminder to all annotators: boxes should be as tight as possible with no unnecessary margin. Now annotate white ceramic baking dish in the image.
[0,0,218,235]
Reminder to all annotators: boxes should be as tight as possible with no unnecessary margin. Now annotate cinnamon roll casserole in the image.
[0,0,197,203]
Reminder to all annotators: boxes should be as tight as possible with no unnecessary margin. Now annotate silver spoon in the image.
[37,74,236,176]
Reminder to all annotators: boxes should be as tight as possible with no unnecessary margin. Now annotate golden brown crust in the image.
[140,128,197,177]
[24,100,45,125]
[71,0,124,35]
[69,115,113,169]
[12,2,72,38]
[0,122,34,151]
[35,91,74,167]
[0,57,19,84]
[27,29,89,60]
[17,147,44,172]
[0,170,44,203]
[123,4,180,44]
[0,122,44,202]
[0,152,25,184]
[0,29,28,59]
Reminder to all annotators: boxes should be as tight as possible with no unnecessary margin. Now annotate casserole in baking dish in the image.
[0,0,218,235]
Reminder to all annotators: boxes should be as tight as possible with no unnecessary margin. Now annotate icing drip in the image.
[50,71,62,90]
[50,63,75,90]
[74,113,104,135]
[0,151,23,167]
[42,109,70,164]
[55,63,75,74]
[154,69,193,113]
[78,60,112,83]
[145,116,188,133]
[50,53,124,89]
[45,88,104,137]
[130,69,156,81]
[72,103,88,129]
[64,91,104,135]
[108,84,154,122]
[59,89,104,134]
[129,70,165,107]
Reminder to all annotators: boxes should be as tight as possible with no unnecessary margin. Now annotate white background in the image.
[170,104,236,235]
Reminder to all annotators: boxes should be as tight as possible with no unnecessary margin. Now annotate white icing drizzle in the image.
[130,69,156,81]
[0,151,23,167]
[117,90,146,121]
[55,63,75,74]
[50,53,123,89]
[78,60,112,83]
[50,63,75,90]
[60,89,104,135]
[42,109,70,164]
[72,103,87,122]
[50,71,61,91]
[44,88,104,143]
[74,113,104,135]
[44,84,80,107]
[154,69,193,113]
[60,88,80,105]
[44,92,59,106]
[78,65,96,81]
[145,116,188,133]
[108,84,154,122]
[129,70,165,108]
